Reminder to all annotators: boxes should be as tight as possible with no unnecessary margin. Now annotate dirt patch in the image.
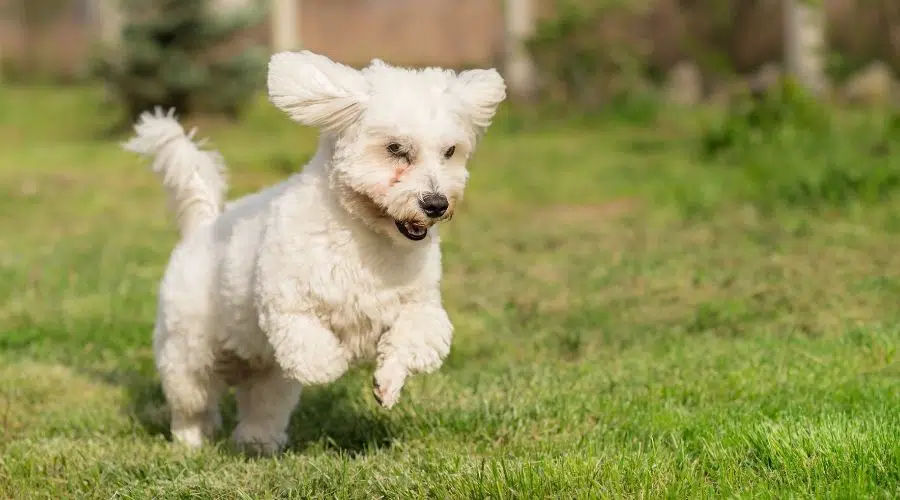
[0,125,25,145]
[533,198,641,226]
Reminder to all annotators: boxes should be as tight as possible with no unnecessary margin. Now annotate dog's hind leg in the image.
[154,324,224,449]
[165,374,224,449]
[231,369,301,455]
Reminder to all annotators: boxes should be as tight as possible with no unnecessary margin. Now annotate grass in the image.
[1,84,900,498]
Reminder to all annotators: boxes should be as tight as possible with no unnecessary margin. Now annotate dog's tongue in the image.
[404,221,426,237]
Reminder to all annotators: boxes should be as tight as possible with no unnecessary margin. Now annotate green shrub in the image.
[700,78,900,210]
[525,0,660,123]
[90,0,268,125]
[701,78,833,158]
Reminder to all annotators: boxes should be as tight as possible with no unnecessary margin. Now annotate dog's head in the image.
[267,51,506,243]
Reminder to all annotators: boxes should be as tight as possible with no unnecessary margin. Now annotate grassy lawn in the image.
[1,85,899,498]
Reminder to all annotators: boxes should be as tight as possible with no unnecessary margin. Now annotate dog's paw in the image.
[171,426,208,450]
[232,425,287,457]
[170,413,219,450]
[372,360,408,409]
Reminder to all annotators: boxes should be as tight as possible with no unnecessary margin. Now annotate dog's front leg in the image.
[262,312,350,385]
[373,303,453,408]
[255,215,350,386]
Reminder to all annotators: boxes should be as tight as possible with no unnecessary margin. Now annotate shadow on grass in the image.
[284,384,397,455]
[92,368,399,456]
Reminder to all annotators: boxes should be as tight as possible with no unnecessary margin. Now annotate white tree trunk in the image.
[271,0,300,52]
[504,0,536,100]
[93,0,123,47]
[784,0,827,95]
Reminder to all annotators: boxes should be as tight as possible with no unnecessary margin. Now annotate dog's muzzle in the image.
[394,193,450,241]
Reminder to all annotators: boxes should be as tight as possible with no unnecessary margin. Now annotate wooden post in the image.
[504,0,536,100]
[784,0,827,95]
[272,0,299,52]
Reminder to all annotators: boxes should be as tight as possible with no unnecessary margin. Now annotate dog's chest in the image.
[307,254,419,358]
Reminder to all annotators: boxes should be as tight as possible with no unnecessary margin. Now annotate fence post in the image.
[784,0,827,95]
[504,0,536,101]
[272,0,300,52]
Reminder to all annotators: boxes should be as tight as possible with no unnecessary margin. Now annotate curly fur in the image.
[125,50,506,455]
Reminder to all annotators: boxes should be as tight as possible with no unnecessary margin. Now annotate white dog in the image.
[123,50,506,454]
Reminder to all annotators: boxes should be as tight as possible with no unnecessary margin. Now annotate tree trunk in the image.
[504,0,536,101]
[91,0,123,47]
[272,0,299,52]
[784,0,827,95]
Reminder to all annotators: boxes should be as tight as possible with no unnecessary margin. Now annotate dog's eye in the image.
[444,146,456,159]
[387,143,404,156]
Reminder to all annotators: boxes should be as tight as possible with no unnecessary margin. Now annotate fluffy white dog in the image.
[122,50,506,454]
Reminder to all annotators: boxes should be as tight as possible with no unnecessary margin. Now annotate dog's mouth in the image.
[395,220,428,241]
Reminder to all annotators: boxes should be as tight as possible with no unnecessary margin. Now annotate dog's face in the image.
[267,51,506,243]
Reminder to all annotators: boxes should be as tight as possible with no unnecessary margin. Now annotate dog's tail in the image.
[123,107,228,236]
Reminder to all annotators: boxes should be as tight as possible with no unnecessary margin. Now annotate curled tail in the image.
[123,107,228,236]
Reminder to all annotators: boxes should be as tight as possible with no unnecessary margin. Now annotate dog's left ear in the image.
[451,68,507,135]
[267,50,370,133]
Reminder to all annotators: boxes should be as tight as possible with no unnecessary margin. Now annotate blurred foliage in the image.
[701,79,833,158]
[675,0,739,78]
[826,0,900,80]
[526,0,657,116]
[524,0,900,212]
[1,0,74,80]
[2,0,70,27]
[525,0,900,111]
[89,0,268,125]
[699,78,900,210]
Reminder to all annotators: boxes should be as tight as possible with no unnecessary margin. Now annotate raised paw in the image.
[372,360,408,409]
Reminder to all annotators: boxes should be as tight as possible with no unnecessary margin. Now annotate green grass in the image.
[1,85,900,498]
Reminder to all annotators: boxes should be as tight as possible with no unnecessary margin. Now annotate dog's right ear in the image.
[267,51,369,133]
[451,68,507,138]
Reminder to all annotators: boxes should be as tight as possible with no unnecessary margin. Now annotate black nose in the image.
[419,193,449,218]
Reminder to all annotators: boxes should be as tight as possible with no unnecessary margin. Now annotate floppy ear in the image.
[452,68,507,135]
[267,50,370,133]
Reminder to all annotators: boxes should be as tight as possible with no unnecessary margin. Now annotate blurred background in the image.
[4,2,900,496]
[1,0,899,115]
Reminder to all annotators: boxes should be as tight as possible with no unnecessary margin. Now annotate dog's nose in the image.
[419,193,449,218]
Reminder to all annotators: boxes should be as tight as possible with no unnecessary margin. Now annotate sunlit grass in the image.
[1,85,899,498]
